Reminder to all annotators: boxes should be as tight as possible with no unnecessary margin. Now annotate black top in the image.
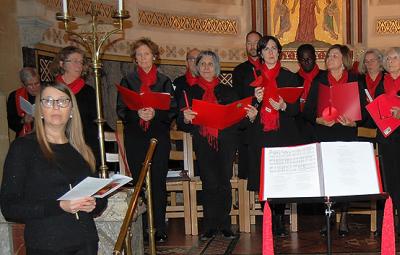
[0,134,107,251]
[173,74,190,114]
[6,90,36,135]
[232,60,259,100]
[117,69,176,138]
[251,68,302,147]
[74,85,99,161]
[303,70,367,142]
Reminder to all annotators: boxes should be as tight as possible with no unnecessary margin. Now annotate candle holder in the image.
[56,3,130,179]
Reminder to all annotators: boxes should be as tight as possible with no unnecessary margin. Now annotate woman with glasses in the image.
[374,47,400,236]
[248,35,302,237]
[7,67,41,137]
[51,46,99,166]
[304,44,367,237]
[1,83,107,254]
[178,50,256,240]
[117,38,175,242]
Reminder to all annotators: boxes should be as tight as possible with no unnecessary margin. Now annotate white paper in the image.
[167,170,183,178]
[261,143,322,199]
[321,142,380,197]
[58,174,132,200]
[260,142,381,200]
[19,96,35,116]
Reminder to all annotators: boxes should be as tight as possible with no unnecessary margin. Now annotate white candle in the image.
[62,0,68,14]
[118,0,123,12]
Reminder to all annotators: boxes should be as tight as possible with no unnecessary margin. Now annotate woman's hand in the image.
[337,115,356,127]
[254,87,264,103]
[244,104,258,123]
[138,107,155,121]
[269,96,287,111]
[22,114,34,124]
[60,196,97,214]
[316,117,335,127]
[391,106,400,119]
[183,109,197,124]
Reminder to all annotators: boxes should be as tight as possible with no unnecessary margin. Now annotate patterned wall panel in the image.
[376,18,400,34]
[37,54,55,83]
[219,72,233,87]
[138,9,238,35]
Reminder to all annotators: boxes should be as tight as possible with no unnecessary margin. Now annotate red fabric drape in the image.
[365,72,383,99]
[137,64,158,131]
[260,62,281,132]
[383,73,400,97]
[263,201,274,255]
[298,65,320,111]
[55,75,85,95]
[15,87,32,136]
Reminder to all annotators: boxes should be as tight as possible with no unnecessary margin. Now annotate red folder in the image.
[191,97,252,130]
[116,84,171,110]
[317,82,361,122]
[278,87,304,104]
[366,94,400,137]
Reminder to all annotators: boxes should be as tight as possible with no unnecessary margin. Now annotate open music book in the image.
[19,96,35,116]
[58,174,132,200]
[259,142,382,200]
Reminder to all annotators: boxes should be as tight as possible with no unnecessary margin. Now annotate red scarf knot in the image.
[260,62,281,132]
[366,72,383,99]
[55,75,85,95]
[384,73,400,97]
[15,87,32,136]
[138,64,158,131]
[298,64,320,111]
[185,70,198,86]
[197,76,219,149]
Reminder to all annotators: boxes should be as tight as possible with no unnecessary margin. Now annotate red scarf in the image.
[383,73,400,97]
[137,64,158,131]
[260,62,281,132]
[248,57,261,71]
[328,70,348,87]
[55,75,85,95]
[365,72,383,99]
[15,87,32,136]
[185,69,198,86]
[298,65,320,111]
[197,76,219,149]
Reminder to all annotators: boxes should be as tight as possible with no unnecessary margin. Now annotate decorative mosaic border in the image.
[137,9,238,35]
[376,18,400,35]
[39,0,115,19]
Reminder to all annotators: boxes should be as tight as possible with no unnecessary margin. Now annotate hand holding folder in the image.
[366,94,400,137]
[317,82,361,122]
[116,84,171,110]
[191,97,253,129]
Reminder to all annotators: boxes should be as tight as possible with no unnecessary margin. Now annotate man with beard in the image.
[232,31,262,179]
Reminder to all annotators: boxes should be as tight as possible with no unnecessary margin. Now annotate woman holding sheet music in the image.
[116,37,175,242]
[303,44,368,236]
[374,47,400,235]
[0,83,107,254]
[178,50,257,240]
[248,35,302,237]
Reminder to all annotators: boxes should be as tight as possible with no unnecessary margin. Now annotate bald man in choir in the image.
[232,31,262,180]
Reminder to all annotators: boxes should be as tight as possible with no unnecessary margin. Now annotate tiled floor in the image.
[160,212,400,254]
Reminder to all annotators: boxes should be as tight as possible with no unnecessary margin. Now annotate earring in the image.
[153,57,156,61]
[70,114,73,119]
[40,115,44,119]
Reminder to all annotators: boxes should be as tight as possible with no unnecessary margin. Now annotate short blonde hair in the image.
[358,48,384,74]
[130,37,160,62]
[34,82,95,171]
[325,44,353,71]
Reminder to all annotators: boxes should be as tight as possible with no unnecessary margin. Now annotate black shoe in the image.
[338,225,349,237]
[200,229,217,241]
[155,231,168,243]
[221,229,236,239]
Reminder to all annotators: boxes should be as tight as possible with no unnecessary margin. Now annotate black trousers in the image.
[196,135,236,232]
[26,242,98,255]
[125,131,170,233]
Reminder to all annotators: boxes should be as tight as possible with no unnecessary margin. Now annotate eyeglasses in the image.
[364,59,378,64]
[64,59,84,65]
[40,98,71,108]
[187,57,197,62]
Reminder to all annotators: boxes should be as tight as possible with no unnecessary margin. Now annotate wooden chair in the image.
[104,120,128,176]
[165,130,192,235]
[335,127,378,232]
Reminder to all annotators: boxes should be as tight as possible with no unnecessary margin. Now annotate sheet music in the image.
[19,96,35,116]
[320,142,380,197]
[262,144,322,198]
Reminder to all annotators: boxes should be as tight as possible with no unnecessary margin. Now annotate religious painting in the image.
[270,0,344,48]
